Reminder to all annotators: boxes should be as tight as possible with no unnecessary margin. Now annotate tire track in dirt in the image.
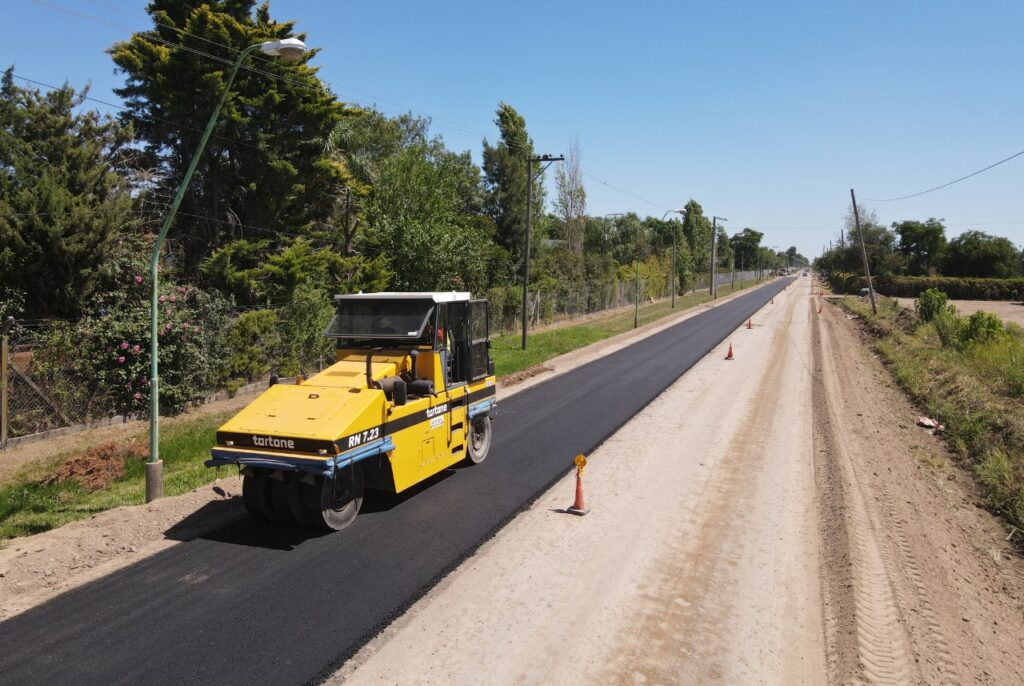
[813,300,917,685]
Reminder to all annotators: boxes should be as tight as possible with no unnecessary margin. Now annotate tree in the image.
[841,202,902,276]
[365,139,492,293]
[109,0,348,272]
[681,199,712,277]
[0,68,134,318]
[554,138,586,255]
[729,228,763,271]
[784,246,808,268]
[481,102,543,266]
[893,218,947,276]
[944,230,1020,278]
[716,226,733,268]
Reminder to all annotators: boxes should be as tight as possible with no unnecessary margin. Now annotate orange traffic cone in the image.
[746,318,752,329]
[566,467,589,516]
[725,342,734,360]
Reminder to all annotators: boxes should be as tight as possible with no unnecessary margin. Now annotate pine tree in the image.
[109,0,348,272]
[0,68,134,318]
[481,102,544,267]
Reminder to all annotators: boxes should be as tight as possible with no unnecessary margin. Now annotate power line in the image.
[24,0,680,221]
[10,73,267,154]
[863,145,1024,202]
[30,0,486,142]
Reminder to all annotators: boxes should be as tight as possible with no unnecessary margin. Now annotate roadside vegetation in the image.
[0,279,767,542]
[840,289,1024,529]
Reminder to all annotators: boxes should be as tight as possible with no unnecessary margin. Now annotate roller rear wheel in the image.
[466,416,492,465]
[271,473,298,524]
[313,467,365,531]
[242,471,279,522]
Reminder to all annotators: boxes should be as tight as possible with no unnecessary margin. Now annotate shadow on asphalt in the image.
[360,469,454,514]
[161,469,458,550]
[163,499,329,551]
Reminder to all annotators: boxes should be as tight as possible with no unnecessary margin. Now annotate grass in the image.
[841,295,1024,529]
[0,277,768,542]
[0,412,236,541]
[491,278,764,376]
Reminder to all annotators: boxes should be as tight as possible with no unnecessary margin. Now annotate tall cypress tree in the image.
[109,0,348,272]
[481,102,544,267]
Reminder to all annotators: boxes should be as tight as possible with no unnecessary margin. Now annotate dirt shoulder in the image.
[814,295,1024,684]
[0,282,769,621]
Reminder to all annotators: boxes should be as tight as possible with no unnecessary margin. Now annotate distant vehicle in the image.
[206,292,496,530]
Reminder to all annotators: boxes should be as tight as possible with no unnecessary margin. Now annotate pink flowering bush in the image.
[30,234,230,417]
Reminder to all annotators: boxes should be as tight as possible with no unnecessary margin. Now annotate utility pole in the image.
[850,189,877,315]
[522,153,564,350]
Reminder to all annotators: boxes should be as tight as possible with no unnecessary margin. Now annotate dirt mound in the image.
[501,364,553,387]
[43,441,147,491]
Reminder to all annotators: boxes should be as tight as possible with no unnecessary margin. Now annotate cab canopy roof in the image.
[333,291,472,303]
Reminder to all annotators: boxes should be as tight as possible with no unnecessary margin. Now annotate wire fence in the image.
[0,270,766,445]
[489,270,762,333]
[2,329,80,442]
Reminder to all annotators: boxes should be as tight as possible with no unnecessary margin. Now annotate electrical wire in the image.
[863,145,1024,202]
[10,74,267,154]
[22,0,681,220]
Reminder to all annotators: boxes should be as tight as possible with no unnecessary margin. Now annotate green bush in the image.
[215,309,282,387]
[960,310,1004,346]
[932,306,962,348]
[915,288,949,323]
[874,275,1024,300]
[31,281,230,418]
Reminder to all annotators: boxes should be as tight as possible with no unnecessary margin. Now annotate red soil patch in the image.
[43,441,147,491]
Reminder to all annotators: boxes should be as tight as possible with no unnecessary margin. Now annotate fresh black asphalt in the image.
[0,278,793,685]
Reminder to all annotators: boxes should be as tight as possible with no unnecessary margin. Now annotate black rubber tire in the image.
[466,416,492,465]
[288,476,321,526]
[314,467,365,531]
[271,474,298,524]
[242,474,266,521]
[242,471,279,522]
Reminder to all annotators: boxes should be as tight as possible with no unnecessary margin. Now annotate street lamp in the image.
[522,153,564,350]
[145,37,309,503]
[661,208,686,308]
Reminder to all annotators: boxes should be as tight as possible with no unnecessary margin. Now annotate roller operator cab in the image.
[206,292,496,530]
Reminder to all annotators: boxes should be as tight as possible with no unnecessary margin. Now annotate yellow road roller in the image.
[206,292,496,530]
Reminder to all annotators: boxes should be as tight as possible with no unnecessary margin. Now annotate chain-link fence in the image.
[488,270,764,333]
[3,329,80,444]
[1,270,769,445]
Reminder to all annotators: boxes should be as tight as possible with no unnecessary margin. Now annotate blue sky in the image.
[6,0,1024,259]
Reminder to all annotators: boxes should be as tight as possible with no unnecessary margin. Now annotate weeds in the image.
[842,295,1024,528]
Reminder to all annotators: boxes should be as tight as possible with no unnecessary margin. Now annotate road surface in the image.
[0,279,792,685]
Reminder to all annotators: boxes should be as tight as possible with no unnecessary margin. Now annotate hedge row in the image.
[826,273,1024,300]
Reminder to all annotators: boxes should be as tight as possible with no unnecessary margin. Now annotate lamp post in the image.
[661,208,686,307]
[145,38,308,503]
[522,153,564,350]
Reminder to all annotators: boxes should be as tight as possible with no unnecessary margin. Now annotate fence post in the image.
[1,317,12,448]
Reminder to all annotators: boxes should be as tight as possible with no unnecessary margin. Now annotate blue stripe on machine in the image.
[207,436,395,478]
[468,398,496,419]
